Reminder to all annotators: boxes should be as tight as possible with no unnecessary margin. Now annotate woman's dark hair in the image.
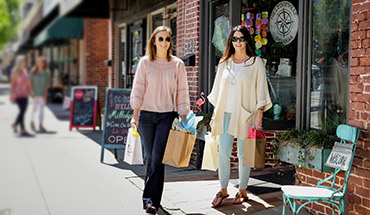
[219,25,257,65]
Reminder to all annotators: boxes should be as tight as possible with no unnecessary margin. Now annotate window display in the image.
[241,0,299,129]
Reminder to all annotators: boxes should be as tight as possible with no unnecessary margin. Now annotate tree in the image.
[0,0,22,51]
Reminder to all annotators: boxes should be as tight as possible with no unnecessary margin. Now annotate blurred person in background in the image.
[10,56,31,136]
[30,56,50,132]
[6,58,15,82]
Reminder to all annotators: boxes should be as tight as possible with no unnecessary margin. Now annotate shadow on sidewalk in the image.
[78,130,295,195]
[46,103,70,121]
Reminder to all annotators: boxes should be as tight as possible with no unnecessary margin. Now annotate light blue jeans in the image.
[219,112,251,190]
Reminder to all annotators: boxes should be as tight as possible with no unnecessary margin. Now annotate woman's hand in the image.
[130,115,139,128]
[130,108,140,128]
[254,109,263,130]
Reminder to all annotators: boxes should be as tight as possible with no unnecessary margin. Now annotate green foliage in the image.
[272,128,339,183]
[0,0,22,50]
[196,112,212,132]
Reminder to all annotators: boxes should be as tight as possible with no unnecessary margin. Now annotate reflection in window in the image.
[310,0,350,134]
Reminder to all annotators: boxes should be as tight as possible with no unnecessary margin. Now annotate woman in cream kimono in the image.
[208,25,272,207]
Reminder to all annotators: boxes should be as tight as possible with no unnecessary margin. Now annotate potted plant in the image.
[272,128,339,173]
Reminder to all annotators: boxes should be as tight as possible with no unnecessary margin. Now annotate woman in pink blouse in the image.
[10,56,32,136]
[130,26,190,214]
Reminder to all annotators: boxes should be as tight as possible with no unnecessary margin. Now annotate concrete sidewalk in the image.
[0,83,310,215]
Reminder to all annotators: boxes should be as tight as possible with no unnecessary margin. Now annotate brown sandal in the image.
[232,191,249,204]
[212,191,229,207]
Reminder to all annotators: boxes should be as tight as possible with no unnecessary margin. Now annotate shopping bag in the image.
[243,127,266,168]
[162,129,196,168]
[124,127,143,165]
[201,133,219,171]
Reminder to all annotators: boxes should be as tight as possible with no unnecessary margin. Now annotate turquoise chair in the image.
[281,124,360,215]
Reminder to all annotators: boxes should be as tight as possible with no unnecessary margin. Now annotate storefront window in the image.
[208,0,229,92]
[128,27,143,89]
[241,0,299,129]
[309,0,350,134]
[119,26,126,88]
[152,12,164,33]
[168,6,177,56]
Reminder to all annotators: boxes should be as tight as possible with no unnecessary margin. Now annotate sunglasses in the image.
[158,36,171,43]
[231,36,246,42]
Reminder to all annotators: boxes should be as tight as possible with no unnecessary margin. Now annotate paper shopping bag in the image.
[243,128,266,168]
[124,128,143,165]
[201,133,219,171]
[162,130,196,168]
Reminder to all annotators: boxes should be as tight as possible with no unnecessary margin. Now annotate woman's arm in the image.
[130,59,146,128]
[255,107,264,129]
[10,72,15,102]
[176,62,190,123]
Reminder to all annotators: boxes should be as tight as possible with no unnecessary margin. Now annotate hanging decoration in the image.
[242,10,269,56]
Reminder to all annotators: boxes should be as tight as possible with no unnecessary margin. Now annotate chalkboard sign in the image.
[69,86,98,131]
[101,88,133,162]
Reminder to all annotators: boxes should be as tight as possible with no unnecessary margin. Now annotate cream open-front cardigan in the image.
[208,57,272,140]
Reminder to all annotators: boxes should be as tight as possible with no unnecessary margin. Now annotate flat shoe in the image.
[232,191,249,204]
[11,124,17,133]
[212,191,229,207]
[145,205,157,214]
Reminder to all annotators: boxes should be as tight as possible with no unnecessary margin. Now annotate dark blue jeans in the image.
[138,110,177,209]
[14,98,28,130]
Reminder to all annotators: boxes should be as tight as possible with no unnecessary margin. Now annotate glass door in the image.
[208,0,230,94]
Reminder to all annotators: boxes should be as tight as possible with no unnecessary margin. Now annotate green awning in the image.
[34,18,83,47]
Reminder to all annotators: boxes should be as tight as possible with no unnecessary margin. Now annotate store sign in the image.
[325,142,354,171]
[269,1,298,45]
[60,0,83,16]
[43,0,59,17]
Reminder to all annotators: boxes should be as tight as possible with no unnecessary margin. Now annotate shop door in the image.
[127,21,146,89]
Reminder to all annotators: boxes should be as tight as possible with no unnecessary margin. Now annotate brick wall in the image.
[83,18,109,114]
[176,0,200,110]
[294,2,370,214]
[347,0,370,214]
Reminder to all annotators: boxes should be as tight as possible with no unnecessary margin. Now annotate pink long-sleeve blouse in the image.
[130,56,190,116]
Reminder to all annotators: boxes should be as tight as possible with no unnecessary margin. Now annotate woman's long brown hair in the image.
[145,26,173,62]
[219,25,257,66]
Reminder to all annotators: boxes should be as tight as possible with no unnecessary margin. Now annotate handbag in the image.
[243,126,266,168]
[201,132,219,171]
[162,129,196,168]
[124,127,143,165]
